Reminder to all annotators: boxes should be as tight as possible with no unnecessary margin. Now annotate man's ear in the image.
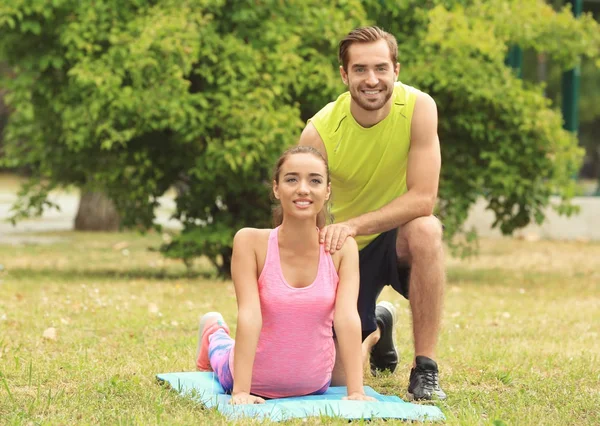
[339,65,348,86]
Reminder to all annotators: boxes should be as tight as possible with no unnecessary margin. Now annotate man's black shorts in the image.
[358,229,409,340]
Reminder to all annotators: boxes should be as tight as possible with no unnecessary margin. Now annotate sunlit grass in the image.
[0,231,598,425]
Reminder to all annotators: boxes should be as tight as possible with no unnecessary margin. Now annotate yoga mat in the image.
[157,372,445,422]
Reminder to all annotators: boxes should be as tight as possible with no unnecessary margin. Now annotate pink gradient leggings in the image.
[208,328,234,393]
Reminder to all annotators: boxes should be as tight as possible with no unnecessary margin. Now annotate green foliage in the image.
[519,0,600,184]
[0,0,363,275]
[1,0,598,275]
[364,0,593,250]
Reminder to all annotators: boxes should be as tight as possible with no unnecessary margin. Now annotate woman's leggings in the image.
[208,328,235,393]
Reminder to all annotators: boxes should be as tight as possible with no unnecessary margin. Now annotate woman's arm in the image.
[333,237,374,400]
[231,228,264,404]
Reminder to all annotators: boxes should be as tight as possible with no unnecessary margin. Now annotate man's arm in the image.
[298,122,328,161]
[348,92,440,235]
[309,92,441,253]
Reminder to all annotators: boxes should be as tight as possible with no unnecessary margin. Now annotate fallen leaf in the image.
[43,327,57,341]
[524,232,540,242]
[113,241,129,251]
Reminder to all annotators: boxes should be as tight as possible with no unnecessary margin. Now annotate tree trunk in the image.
[219,248,233,278]
[0,88,8,153]
[74,191,120,231]
[537,52,547,96]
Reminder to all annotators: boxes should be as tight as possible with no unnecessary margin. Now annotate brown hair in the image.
[338,26,398,72]
[272,146,331,228]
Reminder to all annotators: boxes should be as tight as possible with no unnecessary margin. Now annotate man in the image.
[298,26,446,401]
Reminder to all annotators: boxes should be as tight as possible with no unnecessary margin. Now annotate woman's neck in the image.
[278,218,319,251]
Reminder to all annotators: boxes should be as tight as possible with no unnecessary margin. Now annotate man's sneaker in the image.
[407,356,447,401]
[195,312,229,371]
[370,301,399,376]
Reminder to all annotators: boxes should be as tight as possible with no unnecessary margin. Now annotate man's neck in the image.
[350,97,393,128]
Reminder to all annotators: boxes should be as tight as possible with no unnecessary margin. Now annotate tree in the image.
[526,1,600,187]
[0,0,362,274]
[0,88,6,159]
[0,63,9,168]
[364,0,599,250]
[1,0,598,275]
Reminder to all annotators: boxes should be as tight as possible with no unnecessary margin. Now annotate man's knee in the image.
[403,216,443,257]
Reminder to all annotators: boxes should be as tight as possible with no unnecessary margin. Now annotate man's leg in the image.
[397,215,446,400]
[331,328,382,386]
[396,215,444,361]
[330,339,346,386]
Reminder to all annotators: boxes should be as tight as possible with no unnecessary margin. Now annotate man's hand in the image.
[230,391,265,405]
[319,222,357,254]
[343,392,376,401]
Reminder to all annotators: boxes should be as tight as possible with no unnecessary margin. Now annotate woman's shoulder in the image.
[234,228,273,275]
[234,227,272,249]
[337,236,358,256]
[330,236,358,270]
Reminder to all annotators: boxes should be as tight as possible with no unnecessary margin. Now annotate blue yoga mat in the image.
[157,372,445,422]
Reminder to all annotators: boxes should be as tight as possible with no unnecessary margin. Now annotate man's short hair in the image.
[338,26,398,72]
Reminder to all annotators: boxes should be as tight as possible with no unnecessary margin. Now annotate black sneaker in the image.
[370,301,398,376]
[407,356,447,401]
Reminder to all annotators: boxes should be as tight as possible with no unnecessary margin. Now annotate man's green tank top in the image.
[309,82,419,250]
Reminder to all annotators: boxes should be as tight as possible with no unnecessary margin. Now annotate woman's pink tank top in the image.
[250,226,339,398]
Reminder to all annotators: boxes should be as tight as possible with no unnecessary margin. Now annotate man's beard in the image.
[349,84,393,112]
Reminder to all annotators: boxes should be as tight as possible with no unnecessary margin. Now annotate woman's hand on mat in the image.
[230,392,265,405]
[320,222,357,254]
[343,392,376,401]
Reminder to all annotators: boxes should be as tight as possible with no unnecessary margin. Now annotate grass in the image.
[0,231,598,425]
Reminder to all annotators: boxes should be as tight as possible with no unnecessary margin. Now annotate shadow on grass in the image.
[447,267,514,284]
[446,267,597,288]
[4,267,221,282]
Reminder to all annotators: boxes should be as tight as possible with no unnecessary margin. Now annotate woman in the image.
[196,146,373,404]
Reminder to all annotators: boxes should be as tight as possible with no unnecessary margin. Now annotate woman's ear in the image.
[325,183,331,201]
[273,180,280,199]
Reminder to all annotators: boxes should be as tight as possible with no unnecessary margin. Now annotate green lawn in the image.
[0,231,598,425]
